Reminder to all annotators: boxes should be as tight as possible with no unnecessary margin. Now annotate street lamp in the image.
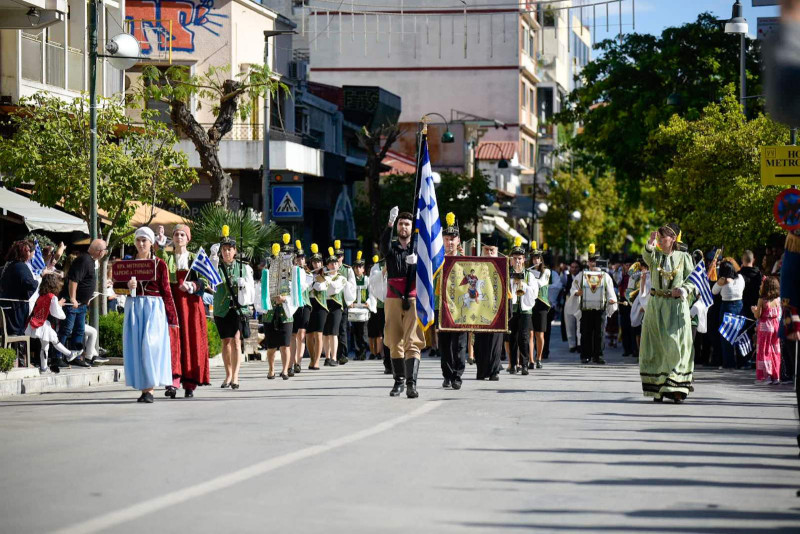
[262,29,296,223]
[724,0,748,112]
[420,112,456,144]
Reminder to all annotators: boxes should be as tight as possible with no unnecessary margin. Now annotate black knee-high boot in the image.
[405,358,419,399]
[389,358,405,397]
[383,346,392,374]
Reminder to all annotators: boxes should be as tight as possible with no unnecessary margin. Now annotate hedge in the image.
[99,312,221,358]
[0,347,16,373]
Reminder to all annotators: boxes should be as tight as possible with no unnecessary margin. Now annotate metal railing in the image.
[193,123,321,148]
[67,47,84,92]
[45,41,65,88]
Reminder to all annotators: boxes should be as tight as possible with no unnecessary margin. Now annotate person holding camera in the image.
[380,206,424,398]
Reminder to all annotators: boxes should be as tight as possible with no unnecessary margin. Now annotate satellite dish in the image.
[105,33,140,70]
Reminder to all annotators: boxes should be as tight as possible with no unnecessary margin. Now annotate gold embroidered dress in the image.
[639,244,697,399]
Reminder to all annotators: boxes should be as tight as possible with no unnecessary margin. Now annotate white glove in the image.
[313,282,328,291]
[405,253,417,265]
[210,243,220,256]
[388,206,399,226]
[238,278,246,289]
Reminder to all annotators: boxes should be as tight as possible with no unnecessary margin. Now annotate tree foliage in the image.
[356,123,402,245]
[129,64,288,208]
[0,92,196,249]
[647,92,788,255]
[556,13,762,197]
[190,204,280,262]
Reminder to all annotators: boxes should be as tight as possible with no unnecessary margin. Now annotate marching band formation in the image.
[114,210,699,405]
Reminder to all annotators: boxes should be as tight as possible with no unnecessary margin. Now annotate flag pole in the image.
[402,119,427,306]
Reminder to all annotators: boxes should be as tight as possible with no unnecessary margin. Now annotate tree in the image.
[543,167,607,256]
[556,13,763,198]
[130,64,287,208]
[0,92,197,312]
[190,204,280,262]
[356,123,402,245]
[648,92,788,254]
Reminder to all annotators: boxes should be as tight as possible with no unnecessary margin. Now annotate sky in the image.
[583,0,780,45]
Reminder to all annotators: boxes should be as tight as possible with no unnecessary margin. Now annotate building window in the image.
[529,88,535,118]
[521,81,526,109]
[529,31,535,58]
[530,142,536,169]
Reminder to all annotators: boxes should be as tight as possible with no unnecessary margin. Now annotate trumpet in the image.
[510,269,526,296]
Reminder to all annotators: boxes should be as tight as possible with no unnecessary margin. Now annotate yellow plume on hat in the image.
[356,251,363,261]
[677,231,682,243]
[531,240,538,250]
[446,212,456,226]
[334,239,341,249]
[271,243,280,256]
[372,254,379,264]
[588,243,596,255]
[282,233,290,245]
[222,225,230,238]
[295,240,302,250]
[328,247,334,257]
[543,243,549,251]
[310,243,318,254]
[514,236,523,248]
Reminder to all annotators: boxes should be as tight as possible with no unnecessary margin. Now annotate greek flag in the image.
[415,136,444,331]
[30,240,46,275]
[719,312,747,344]
[688,260,713,307]
[734,331,753,357]
[191,247,223,288]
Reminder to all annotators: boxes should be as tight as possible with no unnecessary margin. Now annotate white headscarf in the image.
[134,226,155,244]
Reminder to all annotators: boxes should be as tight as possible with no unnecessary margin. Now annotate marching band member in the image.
[290,241,314,375]
[528,242,550,369]
[571,244,617,365]
[323,247,347,367]
[306,244,327,370]
[474,235,504,381]
[157,224,210,398]
[508,237,539,375]
[367,255,390,373]
[349,252,370,360]
[336,240,357,365]
[213,226,255,390]
[438,213,467,389]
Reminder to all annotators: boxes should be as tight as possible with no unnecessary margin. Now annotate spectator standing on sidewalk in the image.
[712,258,745,369]
[57,239,107,368]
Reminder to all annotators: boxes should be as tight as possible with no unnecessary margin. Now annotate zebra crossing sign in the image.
[271,185,303,220]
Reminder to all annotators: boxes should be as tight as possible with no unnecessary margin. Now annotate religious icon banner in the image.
[438,256,509,333]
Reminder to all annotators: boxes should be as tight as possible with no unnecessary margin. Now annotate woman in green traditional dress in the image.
[639,223,697,403]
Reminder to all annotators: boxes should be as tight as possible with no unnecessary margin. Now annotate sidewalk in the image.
[0,354,229,398]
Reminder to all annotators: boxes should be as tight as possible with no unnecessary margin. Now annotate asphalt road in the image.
[2,334,799,534]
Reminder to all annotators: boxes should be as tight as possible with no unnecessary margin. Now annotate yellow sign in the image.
[761,146,800,185]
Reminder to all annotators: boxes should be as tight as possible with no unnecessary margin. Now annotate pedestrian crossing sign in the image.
[272,185,303,219]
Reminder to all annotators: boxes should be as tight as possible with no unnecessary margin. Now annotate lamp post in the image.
[262,29,296,223]
[724,0,748,113]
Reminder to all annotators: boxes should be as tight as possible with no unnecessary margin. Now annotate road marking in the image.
[52,401,440,534]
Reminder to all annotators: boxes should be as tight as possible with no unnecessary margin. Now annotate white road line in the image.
[51,401,441,534]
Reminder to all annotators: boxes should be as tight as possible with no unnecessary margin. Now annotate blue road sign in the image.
[272,185,303,219]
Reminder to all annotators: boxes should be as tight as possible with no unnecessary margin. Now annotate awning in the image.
[493,216,528,244]
[129,202,189,230]
[0,187,89,234]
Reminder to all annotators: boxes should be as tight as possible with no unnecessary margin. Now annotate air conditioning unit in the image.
[290,60,309,81]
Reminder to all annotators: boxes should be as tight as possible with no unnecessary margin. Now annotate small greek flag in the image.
[719,312,747,344]
[30,240,46,275]
[191,247,223,288]
[688,260,713,307]
[734,331,752,357]
[415,136,445,331]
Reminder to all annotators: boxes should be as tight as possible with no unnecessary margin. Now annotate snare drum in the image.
[348,307,369,323]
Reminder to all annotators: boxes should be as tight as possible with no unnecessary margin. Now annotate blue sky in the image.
[584,0,780,45]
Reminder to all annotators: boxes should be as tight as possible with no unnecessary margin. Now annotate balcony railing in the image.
[45,41,65,88]
[192,123,321,148]
[21,33,43,83]
[67,47,84,92]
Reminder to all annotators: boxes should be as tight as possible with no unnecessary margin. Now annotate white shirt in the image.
[712,275,745,301]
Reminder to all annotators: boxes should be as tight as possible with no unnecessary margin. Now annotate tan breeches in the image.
[384,297,424,360]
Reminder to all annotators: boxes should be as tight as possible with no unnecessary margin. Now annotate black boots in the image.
[389,358,405,397]
[383,352,392,374]
[405,358,419,399]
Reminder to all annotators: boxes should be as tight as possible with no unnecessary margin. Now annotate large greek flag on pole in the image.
[415,136,444,331]
[30,240,46,275]
[719,312,747,344]
[191,247,223,288]
[688,260,713,307]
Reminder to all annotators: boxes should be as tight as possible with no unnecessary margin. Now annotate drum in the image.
[348,307,369,323]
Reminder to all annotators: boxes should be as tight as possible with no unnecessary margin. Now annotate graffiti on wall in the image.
[126,0,228,55]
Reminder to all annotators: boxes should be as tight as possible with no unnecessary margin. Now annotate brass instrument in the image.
[511,268,526,296]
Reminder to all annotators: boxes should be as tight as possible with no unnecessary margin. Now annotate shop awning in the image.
[129,202,189,230]
[0,187,89,234]
[493,216,528,244]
